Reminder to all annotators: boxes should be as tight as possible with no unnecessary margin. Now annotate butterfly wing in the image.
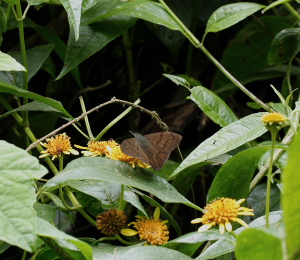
[120,136,154,167]
[144,132,182,170]
[121,132,182,170]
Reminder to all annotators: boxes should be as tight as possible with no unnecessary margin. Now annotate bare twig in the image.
[26,97,168,151]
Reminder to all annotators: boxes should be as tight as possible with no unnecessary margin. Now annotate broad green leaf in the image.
[0,141,48,251]
[8,44,54,87]
[171,113,268,178]
[163,73,190,88]
[167,230,235,245]
[42,157,201,210]
[93,244,193,260]
[190,86,238,127]
[32,25,82,87]
[205,3,265,35]
[60,0,82,41]
[0,101,66,119]
[0,80,72,118]
[213,16,292,90]
[235,229,282,260]
[82,0,181,31]
[282,133,300,259]
[67,180,121,205]
[207,147,270,203]
[3,0,18,5]
[34,203,57,223]
[248,184,281,219]
[268,28,300,65]
[57,16,136,79]
[36,217,92,260]
[0,51,26,71]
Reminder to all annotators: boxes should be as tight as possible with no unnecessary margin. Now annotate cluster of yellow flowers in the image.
[39,133,150,169]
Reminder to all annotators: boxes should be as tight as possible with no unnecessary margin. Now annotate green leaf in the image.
[3,0,18,5]
[0,141,48,251]
[190,86,238,127]
[124,189,149,217]
[171,113,268,178]
[42,157,201,210]
[248,184,281,219]
[268,28,300,65]
[213,16,292,90]
[36,217,93,260]
[34,203,57,223]
[163,73,190,88]
[0,101,66,119]
[9,44,54,86]
[67,180,121,205]
[82,0,181,31]
[207,146,270,203]
[205,3,265,34]
[235,228,282,260]
[0,51,26,71]
[0,80,72,118]
[32,25,82,87]
[56,16,137,79]
[282,133,300,259]
[168,230,235,245]
[93,244,193,260]
[43,192,67,210]
[60,0,82,41]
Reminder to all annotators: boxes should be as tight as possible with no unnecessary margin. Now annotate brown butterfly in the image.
[120,132,182,171]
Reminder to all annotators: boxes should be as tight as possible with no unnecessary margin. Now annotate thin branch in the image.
[26,97,168,151]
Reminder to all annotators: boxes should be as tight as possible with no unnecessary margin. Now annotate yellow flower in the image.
[191,198,254,234]
[121,207,169,245]
[96,209,127,236]
[261,112,288,131]
[106,145,150,169]
[39,133,78,160]
[75,139,118,157]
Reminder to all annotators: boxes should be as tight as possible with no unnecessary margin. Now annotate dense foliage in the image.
[0,0,300,259]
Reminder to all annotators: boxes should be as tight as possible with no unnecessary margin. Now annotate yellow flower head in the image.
[39,133,79,160]
[96,209,127,236]
[121,207,169,245]
[191,198,254,234]
[75,139,118,157]
[261,112,288,131]
[106,145,150,169]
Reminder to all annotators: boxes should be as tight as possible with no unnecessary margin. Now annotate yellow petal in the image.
[225,221,232,232]
[121,229,139,236]
[153,207,160,220]
[232,217,249,228]
[74,144,88,149]
[191,218,204,224]
[219,223,225,234]
[198,224,213,232]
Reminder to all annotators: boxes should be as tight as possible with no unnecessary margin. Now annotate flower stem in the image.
[79,96,94,140]
[265,130,277,228]
[115,234,139,245]
[94,98,141,141]
[119,185,125,210]
[15,2,29,124]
